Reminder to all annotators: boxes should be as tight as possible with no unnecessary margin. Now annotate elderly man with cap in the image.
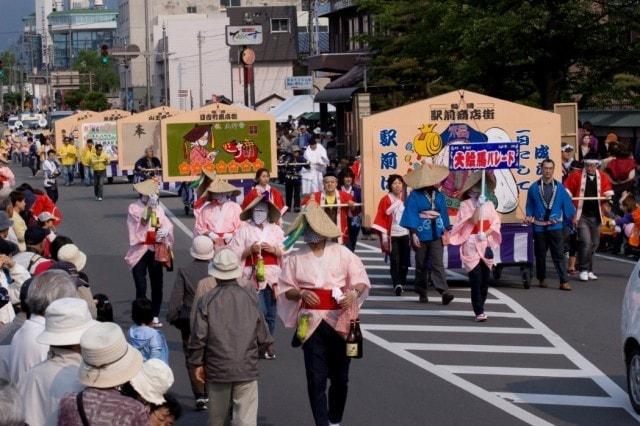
[126,179,174,327]
[194,177,243,248]
[58,322,146,425]
[565,152,614,281]
[189,248,273,426]
[400,163,454,305]
[230,191,284,355]
[17,297,96,426]
[13,226,50,274]
[167,235,213,410]
[6,270,77,384]
[278,202,370,426]
[302,171,355,246]
[561,143,579,182]
[301,136,329,195]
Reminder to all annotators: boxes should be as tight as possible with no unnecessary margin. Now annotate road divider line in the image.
[439,365,590,378]
[362,330,554,426]
[360,308,519,318]
[595,253,638,265]
[366,295,503,304]
[495,392,621,408]
[161,202,194,239]
[396,343,561,354]
[361,324,539,334]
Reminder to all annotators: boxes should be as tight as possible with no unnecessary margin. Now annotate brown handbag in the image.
[154,243,173,271]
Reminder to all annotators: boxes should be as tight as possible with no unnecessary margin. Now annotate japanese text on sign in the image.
[449,142,520,171]
[429,103,496,121]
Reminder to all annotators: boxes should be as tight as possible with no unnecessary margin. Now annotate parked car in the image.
[7,116,22,131]
[621,258,640,412]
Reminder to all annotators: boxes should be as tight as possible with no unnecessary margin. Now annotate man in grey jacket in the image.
[189,248,272,426]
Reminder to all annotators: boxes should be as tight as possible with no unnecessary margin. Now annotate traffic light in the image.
[100,44,109,65]
[0,60,4,79]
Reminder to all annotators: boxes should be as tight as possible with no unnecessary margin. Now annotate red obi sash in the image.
[471,220,491,234]
[301,288,341,310]
[245,252,278,267]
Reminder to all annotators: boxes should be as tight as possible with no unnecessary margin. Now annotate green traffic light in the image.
[0,70,4,78]
[101,56,109,65]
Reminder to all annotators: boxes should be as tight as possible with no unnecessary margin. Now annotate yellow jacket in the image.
[59,144,78,166]
[91,152,110,171]
[81,147,95,166]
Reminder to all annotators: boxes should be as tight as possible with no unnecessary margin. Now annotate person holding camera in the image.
[42,149,61,202]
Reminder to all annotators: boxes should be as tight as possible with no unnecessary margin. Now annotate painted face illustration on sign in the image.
[484,127,519,214]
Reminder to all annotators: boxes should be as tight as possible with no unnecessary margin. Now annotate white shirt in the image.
[8,315,48,384]
[388,195,409,237]
[18,348,84,426]
[42,160,59,188]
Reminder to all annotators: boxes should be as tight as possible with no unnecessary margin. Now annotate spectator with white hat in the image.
[57,244,87,272]
[17,297,97,426]
[166,235,213,411]
[58,322,146,425]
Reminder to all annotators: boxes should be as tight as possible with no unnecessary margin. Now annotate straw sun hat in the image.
[37,297,97,346]
[133,179,159,197]
[79,322,143,389]
[208,248,243,280]
[205,178,241,196]
[403,163,449,189]
[239,192,281,223]
[130,359,174,405]
[458,171,496,198]
[285,201,341,239]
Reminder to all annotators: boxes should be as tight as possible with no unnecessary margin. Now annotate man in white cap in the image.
[193,178,242,248]
[167,235,213,410]
[58,322,146,425]
[17,297,97,426]
[7,270,77,384]
[189,248,272,426]
[126,179,174,327]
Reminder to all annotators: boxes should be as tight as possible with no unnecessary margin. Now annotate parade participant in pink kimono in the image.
[229,191,284,359]
[125,179,174,327]
[193,177,242,248]
[278,202,370,426]
[241,168,287,215]
[448,172,501,322]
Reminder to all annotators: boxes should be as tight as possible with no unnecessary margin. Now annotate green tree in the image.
[0,51,17,87]
[63,89,85,110]
[82,91,109,111]
[359,0,640,109]
[72,50,119,94]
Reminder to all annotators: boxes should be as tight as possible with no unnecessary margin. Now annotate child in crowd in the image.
[128,298,169,363]
[615,191,640,258]
[94,293,114,322]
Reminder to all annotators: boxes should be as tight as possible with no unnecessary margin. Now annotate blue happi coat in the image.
[526,179,575,232]
[400,189,450,241]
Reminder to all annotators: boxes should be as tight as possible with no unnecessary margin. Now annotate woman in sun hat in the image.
[448,171,501,322]
[277,202,370,426]
[229,191,284,358]
[125,179,174,327]
[124,359,181,425]
[18,297,97,426]
[58,322,147,425]
[193,177,243,248]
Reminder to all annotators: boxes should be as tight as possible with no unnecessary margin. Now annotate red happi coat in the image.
[302,191,353,244]
[241,185,287,214]
[564,169,614,221]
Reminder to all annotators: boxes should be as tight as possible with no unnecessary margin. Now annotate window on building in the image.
[271,18,290,33]
[187,6,197,13]
[220,0,241,7]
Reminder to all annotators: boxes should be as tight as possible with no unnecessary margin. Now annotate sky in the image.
[0,0,117,52]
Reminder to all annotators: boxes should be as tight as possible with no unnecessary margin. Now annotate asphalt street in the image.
[19,163,640,426]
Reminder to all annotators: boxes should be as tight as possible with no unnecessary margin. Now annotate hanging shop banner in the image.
[449,142,520,171]
[117,106,182,170]
[360,90,562,226]
[160,104,276,182]
[54,110,96,150]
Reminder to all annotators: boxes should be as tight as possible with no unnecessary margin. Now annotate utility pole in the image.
[144,0,151,110]
[163,24,169,107]
[89,72,93,92]
[197,31,203,107]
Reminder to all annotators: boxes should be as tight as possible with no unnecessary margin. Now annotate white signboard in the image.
[226,25,263,46]
[82,121,118,159]
[285,76,313,90]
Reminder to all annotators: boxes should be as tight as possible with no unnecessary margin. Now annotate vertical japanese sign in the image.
[360,90,561,226]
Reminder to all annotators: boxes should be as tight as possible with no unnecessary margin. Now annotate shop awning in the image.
[579,110,640,128]
[314,87,359,104]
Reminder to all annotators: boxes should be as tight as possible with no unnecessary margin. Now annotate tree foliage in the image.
[63,89,109,111]
[358,0,640,110]
[71,50,119,94]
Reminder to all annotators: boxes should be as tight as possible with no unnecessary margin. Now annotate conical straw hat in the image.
[205,178,241,196]
[403,163,449,189]
[239,192,281,223]
[285,201,341,239]
[457,171,496,198]
[133,179,159,196]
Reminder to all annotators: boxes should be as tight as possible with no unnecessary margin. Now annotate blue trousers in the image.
[258,285,277,335]
[62,165,74,185]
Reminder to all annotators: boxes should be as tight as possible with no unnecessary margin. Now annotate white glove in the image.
[207,232,217,240]
[615,226,621,233]
[477,232,486,241]
[148,194,159,208]
[156,228,169,241]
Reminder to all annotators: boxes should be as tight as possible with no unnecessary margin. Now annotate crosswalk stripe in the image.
[439,366,589,378]
[360,308,520,318]
[361,324,539,334]
[495,392,621,408]
[395,343,561,354]
[366,296,503,304]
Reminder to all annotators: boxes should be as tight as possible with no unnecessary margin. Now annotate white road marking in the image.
[439,365,590,378]
[362,324,540,334]
[161,202,194,239]
[360,308,520,318]
[496,392,622,408]
[367,295,503,304]
[397,343,561,354]
[595,253,638,266]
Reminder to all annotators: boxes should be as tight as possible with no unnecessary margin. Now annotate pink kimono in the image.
[277,242,371,341]
[229,222,284,291]
[448,198,501,271]
[125,201,174,268]
[193,200,242,242]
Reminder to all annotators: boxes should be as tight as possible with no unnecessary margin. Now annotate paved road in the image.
[19,163,639,425]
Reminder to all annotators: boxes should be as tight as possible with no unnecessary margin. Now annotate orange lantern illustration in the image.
[203,162,216,173]
[178,162,191,176]
[227,162,240,173]
[215,161,228,174]
[190,163,202,176]
[241,160,253,172]
[253,158,265,169]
